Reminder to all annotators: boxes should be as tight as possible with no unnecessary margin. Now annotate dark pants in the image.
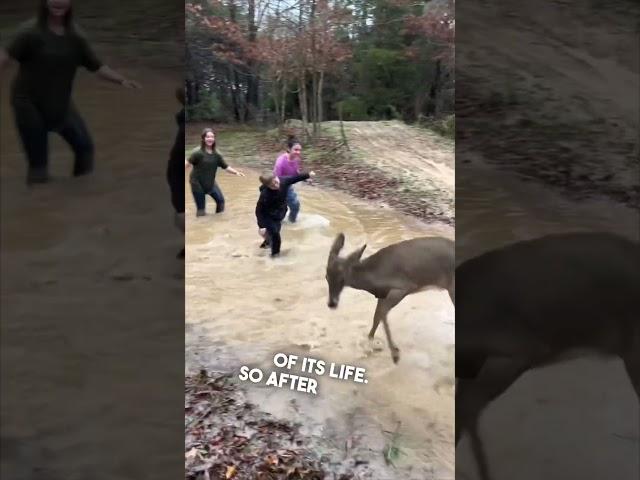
[192,182,225,213]
[258,216,282,255]
[12,100,95,181]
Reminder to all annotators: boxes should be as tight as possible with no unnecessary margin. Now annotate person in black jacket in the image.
[168,86,185,259]
[255,170,316,257]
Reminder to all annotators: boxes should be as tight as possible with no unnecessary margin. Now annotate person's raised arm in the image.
[225,166,245,176]
[281,171,315,188]
[76,29,141,89]
[96,65,141,89]
[219,156,245,176]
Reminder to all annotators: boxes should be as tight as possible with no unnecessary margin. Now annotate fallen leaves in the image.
[185,370,327,480]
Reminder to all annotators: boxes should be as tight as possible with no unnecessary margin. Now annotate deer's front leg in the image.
[456,357,528,480]
[368,298,386,340]
[370,290,407,363]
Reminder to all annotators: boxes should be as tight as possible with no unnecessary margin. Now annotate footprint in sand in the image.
[358,337,385,355]
[432,377,455,394]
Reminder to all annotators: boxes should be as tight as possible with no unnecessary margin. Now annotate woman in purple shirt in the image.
[273,137,305,223]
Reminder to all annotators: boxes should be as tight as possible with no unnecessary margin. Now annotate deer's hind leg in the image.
[368,289,408,364]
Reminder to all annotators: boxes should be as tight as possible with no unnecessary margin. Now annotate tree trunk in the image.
[414,90,428,121]
[245,0,259,121]
[235,70,245,123]
[298,74,309,139]
[311,72,318,136]
[227,66,241,122]
[273,78,280,123]
[317,70,325,130]
[281,78,287,124]
[428,59,442,116]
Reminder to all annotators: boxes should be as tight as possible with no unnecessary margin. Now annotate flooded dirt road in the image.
[185,169,455,478]
[1,4,184,477]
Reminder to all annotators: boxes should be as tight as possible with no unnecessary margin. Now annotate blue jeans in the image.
[192,182,225,213]
[286,187,300,222]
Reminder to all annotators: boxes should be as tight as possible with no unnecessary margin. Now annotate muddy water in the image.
[456,159,640,480]
[1,56,183,480]
[185,171,455,478]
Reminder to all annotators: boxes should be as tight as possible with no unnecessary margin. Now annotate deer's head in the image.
[326,233,367,309]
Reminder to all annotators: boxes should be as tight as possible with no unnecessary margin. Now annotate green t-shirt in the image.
[3,19,103,127]
[188,147,228,193]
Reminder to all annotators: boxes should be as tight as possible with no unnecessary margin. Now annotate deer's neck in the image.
[346,263,376,295]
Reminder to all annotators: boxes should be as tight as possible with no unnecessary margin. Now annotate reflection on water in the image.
[185,172,455,477]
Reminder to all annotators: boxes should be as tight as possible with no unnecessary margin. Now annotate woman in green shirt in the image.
[0,0,141,185]
[186,128,245,216]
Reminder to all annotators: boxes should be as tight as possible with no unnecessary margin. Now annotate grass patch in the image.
[419,115,455,139]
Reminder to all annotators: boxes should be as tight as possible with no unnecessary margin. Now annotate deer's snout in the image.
[328,299,338,309]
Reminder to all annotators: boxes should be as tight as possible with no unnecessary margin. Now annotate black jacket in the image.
[255,173,310,224]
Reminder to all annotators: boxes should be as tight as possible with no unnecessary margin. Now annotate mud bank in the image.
[457,0,639,209]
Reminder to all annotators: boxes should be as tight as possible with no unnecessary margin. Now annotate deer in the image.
[325,233,455,364]
[455,232,640,480]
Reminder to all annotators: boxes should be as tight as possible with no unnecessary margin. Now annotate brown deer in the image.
[325,233,455,364]
[455,232,640,480]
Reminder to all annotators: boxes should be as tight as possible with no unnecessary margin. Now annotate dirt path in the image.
[457,0,639,208]
[329,120,454,191]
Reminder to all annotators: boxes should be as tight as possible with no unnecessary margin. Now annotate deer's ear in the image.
[348,244,367,263]
[329,233,345,259]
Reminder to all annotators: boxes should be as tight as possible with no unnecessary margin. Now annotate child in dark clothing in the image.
[255,170,316,257]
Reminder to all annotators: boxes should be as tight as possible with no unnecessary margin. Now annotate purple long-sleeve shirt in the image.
[273,153,301,177]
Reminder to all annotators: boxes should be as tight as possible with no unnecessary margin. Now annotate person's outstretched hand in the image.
[236,170,245,177]
[309,171,316,177]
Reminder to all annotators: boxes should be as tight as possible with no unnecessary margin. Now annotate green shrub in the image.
[420,114,455,139]
[336,97,369,121]
[187,92,229,122]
